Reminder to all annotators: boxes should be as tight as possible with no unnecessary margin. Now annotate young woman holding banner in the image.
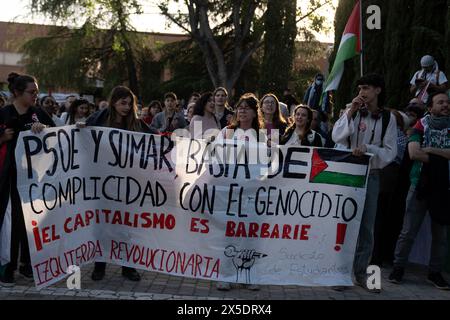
[216,93,265,291]
[220,93,266,143]
[0,73,55,286]
[85,85,157,282]
[280,104,323,147]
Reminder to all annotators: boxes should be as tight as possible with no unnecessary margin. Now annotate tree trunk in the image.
[123,42,140,97]
[260,0,297,97]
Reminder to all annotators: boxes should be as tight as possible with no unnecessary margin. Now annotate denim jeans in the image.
[353,171,380,279]
[393,186,448,273]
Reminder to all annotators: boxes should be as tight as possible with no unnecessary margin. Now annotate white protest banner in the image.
[14,126,371,289]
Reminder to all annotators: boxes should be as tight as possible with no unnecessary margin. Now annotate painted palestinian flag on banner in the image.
[310,149,370,188]
[323,0,361,93]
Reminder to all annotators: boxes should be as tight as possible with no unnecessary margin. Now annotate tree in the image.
[330,0,449,112]
[382,0,415,107]
[22,24,96,92]
[259,0,333,97]
[158,39,214,99]
[259,0,297,96]
[291,39,326,100]
[159,0,266,95]
[156,34,262,103]
[26,0,145,96]
[159,0,333,97]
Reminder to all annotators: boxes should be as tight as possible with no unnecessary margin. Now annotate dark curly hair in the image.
[193,92,214,117]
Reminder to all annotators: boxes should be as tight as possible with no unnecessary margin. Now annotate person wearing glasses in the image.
[220,93,266,142]
[216,93,265,292]
[260,93,289,143]
[0,73,55,286]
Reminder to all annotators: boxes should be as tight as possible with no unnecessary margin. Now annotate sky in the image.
[0,0,338,43]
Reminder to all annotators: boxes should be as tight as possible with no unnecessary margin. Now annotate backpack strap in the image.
[380,109,390,148]
[347,110,390,149]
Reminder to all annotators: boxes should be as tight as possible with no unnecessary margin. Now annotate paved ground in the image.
[1,263,449,300]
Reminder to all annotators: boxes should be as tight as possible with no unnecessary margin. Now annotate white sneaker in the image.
[216,281,231,291]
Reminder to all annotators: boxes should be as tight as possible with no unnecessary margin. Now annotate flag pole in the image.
[359,0,364,77]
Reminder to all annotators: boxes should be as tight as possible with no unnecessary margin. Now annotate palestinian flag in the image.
[310,149,370,188]
[323,0,361,93]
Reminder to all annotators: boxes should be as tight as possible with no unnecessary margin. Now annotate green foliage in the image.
[24,0,333,103]
[330,0,449,115]
[291,40,324,100]
[159,0,332,98]
[30,0,142,27]
[260,0,334,98]
[22,24,101,91]
[157,39,213,100]
[259,0,297,97]
[22,21,158,99]
[25,0,147,96]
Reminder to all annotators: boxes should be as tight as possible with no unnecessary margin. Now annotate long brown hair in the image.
[213,87,232,110]
[67,99,89,124]
[228,93,264,131]
[260,93,288,128]
[107,86,141,132]
[284,104,313,141]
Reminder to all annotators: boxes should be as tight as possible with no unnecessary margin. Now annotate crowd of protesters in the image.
[0,53,449,294]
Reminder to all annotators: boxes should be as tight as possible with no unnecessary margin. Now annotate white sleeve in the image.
[438,71,448,84]
[332,109,355,147]
[54,116,65,127]
[410,71,419,85]
[365,113,398,168]
[60,112,68,124]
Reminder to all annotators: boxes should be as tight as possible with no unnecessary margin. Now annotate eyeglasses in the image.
[262,100,276,105]
[24,90,39,96]
[237,106,252,112]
